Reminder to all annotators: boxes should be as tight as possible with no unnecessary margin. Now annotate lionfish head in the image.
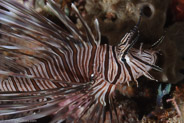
[115,17,163,86]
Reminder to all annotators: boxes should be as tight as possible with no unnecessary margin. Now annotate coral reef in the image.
[84,0,171,45]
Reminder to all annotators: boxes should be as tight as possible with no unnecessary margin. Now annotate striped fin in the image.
[0,82,92,122]
[0,75,138,122]
[49,79,130,123]
[117,12,142,59]
[50,79,139,122]
[0,0,98,75]
[94,18,101,45]
[46,0,85,43]
[117,30,139,59]
[0,1,120,122]
[71,3,97,46]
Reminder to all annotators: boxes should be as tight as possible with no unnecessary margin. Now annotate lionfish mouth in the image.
[0,0,162,122]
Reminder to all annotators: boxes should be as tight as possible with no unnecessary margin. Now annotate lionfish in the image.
[0,0,162,122]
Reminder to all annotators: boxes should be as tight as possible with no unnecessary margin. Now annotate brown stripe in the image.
[37,63,55,89]
[112,46,121,84]
[16,77,26,91]
[52,55,65,80]
[104,45,109,81]
[84,45,91,80]
[52,48,76,82]
[88,44,97,77]
[4,80,10,91]
[47,58,63,88]
[81,45,88,82]
[26,68,41,91]
[34,64,49,89]
[20,77,30,91]
[30,78,41,91]
[124,60,135,82]
[39,58,63,88]
[69,41,85,82]
[65,46,82,82]
[54,54,70,81]
[8,80,14,91]
[105,84,112,105]
[31,66,47,90]
[109,53,114,81]
[1,81,5,91]
[23,77,34,91]
[130,53,155,67]
[39,58,54,79]
[10,77,19,91]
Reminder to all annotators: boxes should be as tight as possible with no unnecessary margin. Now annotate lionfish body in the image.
[0,0,160,122]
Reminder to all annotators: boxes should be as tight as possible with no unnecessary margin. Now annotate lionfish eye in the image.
[121,57,126,62]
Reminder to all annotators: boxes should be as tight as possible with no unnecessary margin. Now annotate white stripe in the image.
[85,44,92,79]
[46,57,58,80]
[49,56,62,80]
[29,66,44,90]
[67,46,80,82]
[53,55,66,80]
[93,46,100,76]
[75,44,84,80]
[17,77,28,91]
[8,78,16,91]
[91,79,105,95]
[4,80,9,91]
[13,77,23,91]
[22,77,32,91]
[57,51,71,82]
[39,62,57,88]
[99,83,110,106]
[35,64,49,89]
[79,46,86,79]
[24,71,36,91]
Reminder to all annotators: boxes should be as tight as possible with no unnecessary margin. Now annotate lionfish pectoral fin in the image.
[51,93,94,123]
[49,82,96,122]
[51,79,119,122]
[143,72,158,82]
[150,64,163,72]
[0,0,94,76]
[0,81,92,122]
[141,59,163,72]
